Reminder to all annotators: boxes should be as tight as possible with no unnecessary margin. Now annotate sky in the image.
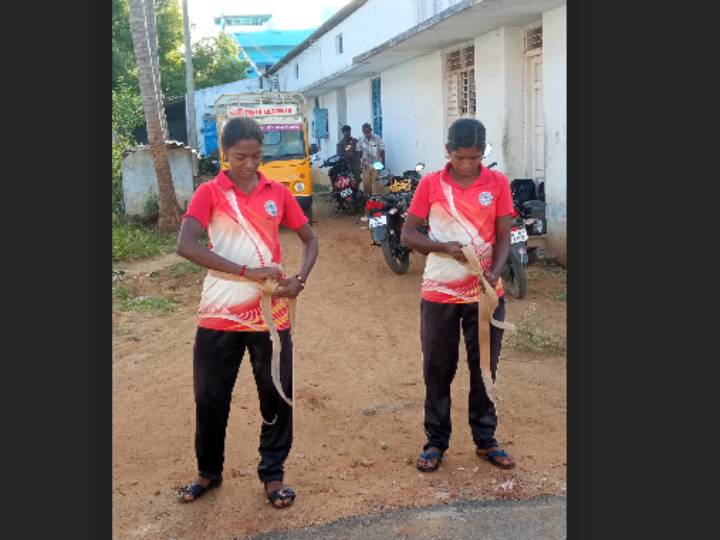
[185,0,353,43]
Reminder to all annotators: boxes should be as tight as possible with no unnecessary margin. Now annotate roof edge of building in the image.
[266,0,369,75]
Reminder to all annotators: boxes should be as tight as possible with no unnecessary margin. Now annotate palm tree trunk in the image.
[129,0,182,233]
[144,0,168,140]
[182,0,197,150]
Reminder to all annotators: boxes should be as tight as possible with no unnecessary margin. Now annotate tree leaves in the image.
[112,0,249,101]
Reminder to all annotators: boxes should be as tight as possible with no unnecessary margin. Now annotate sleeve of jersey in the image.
[495,174,514,217]
[280,186,309,230]
[407,176,431,219]
[182,182,214,229]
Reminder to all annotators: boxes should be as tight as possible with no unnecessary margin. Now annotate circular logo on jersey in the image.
[264,200,278,217]
[478,191,494,206]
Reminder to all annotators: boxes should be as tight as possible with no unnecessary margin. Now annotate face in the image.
[362,126,372,138]
[446,144,485,178]
[342,129,351,138]
[224,139,263,181]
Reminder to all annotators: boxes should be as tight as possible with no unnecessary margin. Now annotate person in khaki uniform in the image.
[359,122,385,195]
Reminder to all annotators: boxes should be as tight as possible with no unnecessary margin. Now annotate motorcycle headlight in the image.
[293,182,305,193]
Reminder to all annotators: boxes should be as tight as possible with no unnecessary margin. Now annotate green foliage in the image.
[197,153,219,177]
[192,33,249,90]
[143,193,160,219]
[112,0,185,97]
[112,0,134,90]
[112,219,177,261]
[113,285,177,313]
[112,0,249,100]
[112,86,144,136]
[112,87,144,214]
[112,0,249,216]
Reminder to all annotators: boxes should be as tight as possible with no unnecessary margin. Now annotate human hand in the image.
[245,267,283,282]
[274,275,304,298]
[443,241,468,263]
[483,269,500,288]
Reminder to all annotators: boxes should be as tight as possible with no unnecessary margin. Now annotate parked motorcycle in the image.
[498,175,547,299]
[482,154,530,299]
[503,205,530,299]
[365,161,426,274]
[320,154,364,213]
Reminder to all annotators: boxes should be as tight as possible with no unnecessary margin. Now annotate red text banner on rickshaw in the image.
[228,105,298,117]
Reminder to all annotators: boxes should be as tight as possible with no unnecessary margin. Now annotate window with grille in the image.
[525,26,543,51]
[445,46,475,124]
[335,33,343,54]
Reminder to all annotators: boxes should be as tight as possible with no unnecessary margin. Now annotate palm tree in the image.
[129,0,182,233]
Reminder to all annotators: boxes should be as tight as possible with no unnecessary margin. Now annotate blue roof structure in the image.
[230,29,315,77]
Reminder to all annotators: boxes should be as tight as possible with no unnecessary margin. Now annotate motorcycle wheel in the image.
[381,232,410,274]
[501,256,528,299]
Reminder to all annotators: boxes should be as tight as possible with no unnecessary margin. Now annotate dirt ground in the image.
[112,198,566,539]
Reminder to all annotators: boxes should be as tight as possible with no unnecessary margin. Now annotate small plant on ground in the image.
[143,193,160,221]
[113,285,177,314]
[168,261,204,277]
[506,302,566,356]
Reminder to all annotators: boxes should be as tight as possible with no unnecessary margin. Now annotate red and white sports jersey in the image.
[408,163,514,304]
[183,170,308,331]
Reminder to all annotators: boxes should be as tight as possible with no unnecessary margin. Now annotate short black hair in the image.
[447,118,486,152]
[221,117,264,150]
[341,125,351,133]
[362,122,372,130]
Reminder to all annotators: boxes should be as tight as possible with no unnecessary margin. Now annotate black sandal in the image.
[177,477,222,502]
[266,485,296,508]
[416,448,444,472]
[476,446,516,469]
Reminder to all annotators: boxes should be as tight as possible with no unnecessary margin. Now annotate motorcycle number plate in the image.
[510,228,529,244]
[340,188,353,198]
[369,215,387,228]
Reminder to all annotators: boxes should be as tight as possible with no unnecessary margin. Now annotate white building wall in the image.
[501,27,526,181]
[345,78,372,136]
[318,90,340,159]
[542,4,567,261]
[380,52,446,174]
[473,28,524,179]
[275,0,466,92]
[271,1,566,258]
[121,146,197,216]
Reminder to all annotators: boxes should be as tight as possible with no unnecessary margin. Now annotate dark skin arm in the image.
[177,219,319,297]
[401,214,512,286]
[273,223,319,298]
[488,215,511,285]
